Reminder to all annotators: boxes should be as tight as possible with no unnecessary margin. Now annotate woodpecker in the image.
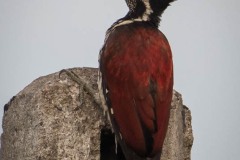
[98,0,175,159]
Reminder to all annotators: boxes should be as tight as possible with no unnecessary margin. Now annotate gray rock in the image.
[1,67,193,160]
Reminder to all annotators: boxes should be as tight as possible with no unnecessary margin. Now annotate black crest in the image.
[124,0,176,27]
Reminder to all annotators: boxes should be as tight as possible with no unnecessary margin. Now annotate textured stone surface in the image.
[0,67,193,160]
[161,94,193,160]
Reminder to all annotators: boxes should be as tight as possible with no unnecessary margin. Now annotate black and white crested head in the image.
[105,0,176,43]
[124,0,176,27]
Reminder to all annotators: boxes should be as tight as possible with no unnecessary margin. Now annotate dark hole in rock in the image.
[100,128,126,160]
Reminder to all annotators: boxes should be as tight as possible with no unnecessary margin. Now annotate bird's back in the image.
[99,22,173,158]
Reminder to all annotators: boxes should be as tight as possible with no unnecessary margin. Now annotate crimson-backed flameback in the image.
[98,0,175,159]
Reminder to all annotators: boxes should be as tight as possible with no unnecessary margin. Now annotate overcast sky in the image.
[1,0,240,159]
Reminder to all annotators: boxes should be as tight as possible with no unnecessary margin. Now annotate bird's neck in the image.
[106,1,159,36]
[127,0,156,24]
[112,0,159,29]
[105,0,175,40]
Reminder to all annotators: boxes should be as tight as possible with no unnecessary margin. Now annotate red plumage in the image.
[99,22,173,158]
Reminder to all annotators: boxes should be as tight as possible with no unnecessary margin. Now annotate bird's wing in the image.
[99,26,173,157]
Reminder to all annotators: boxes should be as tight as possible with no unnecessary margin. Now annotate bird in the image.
[98,0,175,159]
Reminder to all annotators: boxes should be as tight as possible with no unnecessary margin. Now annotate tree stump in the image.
[0,67,193,160]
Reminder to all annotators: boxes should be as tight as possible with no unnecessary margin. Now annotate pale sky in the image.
[1,0,240,159]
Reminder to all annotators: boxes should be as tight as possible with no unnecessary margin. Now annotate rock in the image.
[0,67,193,160]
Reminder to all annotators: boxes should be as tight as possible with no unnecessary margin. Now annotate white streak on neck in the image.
[112,0,153,29]
[142,0,153,21]
[104,0,153,42]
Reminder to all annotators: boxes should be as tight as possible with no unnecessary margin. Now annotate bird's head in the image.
[124,0,175,26]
